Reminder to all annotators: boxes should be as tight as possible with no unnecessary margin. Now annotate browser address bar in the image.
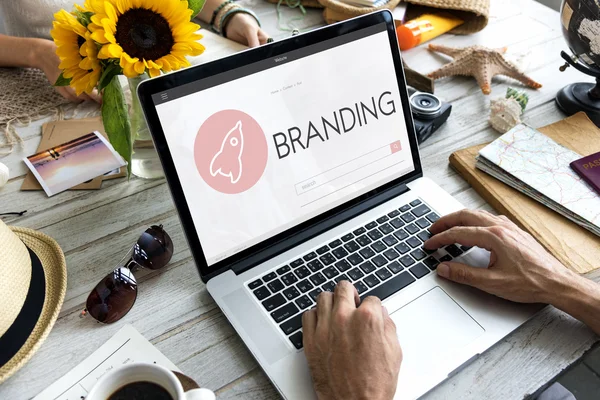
[295,140,402,196]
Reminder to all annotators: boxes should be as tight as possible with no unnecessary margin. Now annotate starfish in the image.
[427,44,542,95]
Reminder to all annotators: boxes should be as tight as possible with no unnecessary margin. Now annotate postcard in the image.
[23,131,126,197]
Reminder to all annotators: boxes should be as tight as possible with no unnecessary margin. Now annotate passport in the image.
[570,151,600,195]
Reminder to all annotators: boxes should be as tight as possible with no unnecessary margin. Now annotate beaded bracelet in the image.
[220,8,262,38]
[210,0,234,29]
[213,2,240,33]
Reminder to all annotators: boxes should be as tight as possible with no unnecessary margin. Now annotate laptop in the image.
[137,10,542,399]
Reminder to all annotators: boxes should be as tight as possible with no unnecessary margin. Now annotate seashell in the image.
[489,97,522,133]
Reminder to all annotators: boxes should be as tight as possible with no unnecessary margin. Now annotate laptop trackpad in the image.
[391,287,484,376]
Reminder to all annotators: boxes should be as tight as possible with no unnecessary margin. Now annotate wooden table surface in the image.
[1,0,599,398]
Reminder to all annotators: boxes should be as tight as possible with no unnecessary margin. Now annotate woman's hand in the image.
[33,39,101,103]
[224,13,269,47]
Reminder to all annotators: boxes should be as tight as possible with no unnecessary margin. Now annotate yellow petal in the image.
[90,14,104,27]
[115,0,132,14]
[102,22,117,43]
[121,52,138,64]
[104,2,118,24]
[107,44,123,57]
[148,68,161,78]
[59,58,81,69]
[173,22,200,39]
[91,29,109,43]
[122,63,138,78]
[172,43,191,52]
[79,57,93,70]
[134,61,146,74]
[102,18,117,37]
[146,59,161,69]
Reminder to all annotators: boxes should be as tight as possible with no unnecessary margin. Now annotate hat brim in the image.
[0,227,66,384]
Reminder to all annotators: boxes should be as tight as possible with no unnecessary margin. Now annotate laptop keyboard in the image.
[246,199,472,350]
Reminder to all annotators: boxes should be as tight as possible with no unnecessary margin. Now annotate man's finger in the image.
[437,261,491,288]
[382,306,397,334]
[333,280,359,313]
[429,209,501,235]
[302,308,317,336]
[424,226,498,252]
[316,291,333,327]
[359,296,384,327]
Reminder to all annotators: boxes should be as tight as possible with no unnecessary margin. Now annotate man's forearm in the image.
[550,272,600,335]
[0,34,48,69]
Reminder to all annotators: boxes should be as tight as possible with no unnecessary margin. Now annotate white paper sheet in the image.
[34,325,178,400]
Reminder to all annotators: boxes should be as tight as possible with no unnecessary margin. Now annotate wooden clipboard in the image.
[449,112,600,274]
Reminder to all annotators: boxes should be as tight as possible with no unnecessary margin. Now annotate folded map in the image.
[476,124,600,237]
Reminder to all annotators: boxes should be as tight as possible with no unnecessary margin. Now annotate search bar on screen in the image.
[295,140,402,196]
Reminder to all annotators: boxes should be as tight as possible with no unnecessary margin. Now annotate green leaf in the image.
[54,72,72,87]
[102,76,133,177]
[98,63,122,92]
[187,0,206,19]
[74,10,94,27]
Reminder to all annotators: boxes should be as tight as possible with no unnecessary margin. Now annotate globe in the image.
[561,0,600,68]
[556,0,600,127]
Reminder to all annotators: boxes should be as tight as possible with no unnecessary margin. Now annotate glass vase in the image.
[127,74,164,179]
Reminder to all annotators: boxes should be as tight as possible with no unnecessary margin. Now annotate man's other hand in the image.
[302,281,402,400]
[424,209,574,304]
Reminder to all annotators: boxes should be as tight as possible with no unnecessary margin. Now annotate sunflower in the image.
[50,10,102,94]
[88,0,205,78]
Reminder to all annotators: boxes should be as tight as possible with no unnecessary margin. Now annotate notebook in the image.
[476,124,600,237]
[449,113,600,274]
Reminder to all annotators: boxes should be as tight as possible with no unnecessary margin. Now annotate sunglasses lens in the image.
[133,225,174,270]
[86,267,137,324]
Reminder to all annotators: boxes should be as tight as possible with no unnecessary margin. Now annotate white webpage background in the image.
[156,31,414,265]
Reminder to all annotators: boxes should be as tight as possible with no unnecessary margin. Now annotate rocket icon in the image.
[209,120,244,184]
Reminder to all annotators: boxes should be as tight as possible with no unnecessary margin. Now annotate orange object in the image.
[396,13,464,51]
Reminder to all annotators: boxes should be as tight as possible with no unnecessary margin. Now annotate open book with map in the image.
[476,124,600,237]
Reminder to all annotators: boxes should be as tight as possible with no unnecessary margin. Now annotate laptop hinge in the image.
[230,183,411,276]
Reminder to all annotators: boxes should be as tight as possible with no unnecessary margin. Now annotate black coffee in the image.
[107,381,174,400]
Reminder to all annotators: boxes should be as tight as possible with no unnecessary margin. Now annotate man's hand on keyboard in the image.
[423,209,574,304]
[302,281,401,400]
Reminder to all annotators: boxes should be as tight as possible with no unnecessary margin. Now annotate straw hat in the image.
[0,219,67,383]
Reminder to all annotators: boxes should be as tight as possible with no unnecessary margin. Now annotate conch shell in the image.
[489,97,522,133]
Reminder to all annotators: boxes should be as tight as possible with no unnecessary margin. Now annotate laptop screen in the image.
[153,23,415,267]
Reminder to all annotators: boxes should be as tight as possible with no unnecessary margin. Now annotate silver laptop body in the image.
[138,11,542,399]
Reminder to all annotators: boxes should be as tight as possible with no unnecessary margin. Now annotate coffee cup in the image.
[85,363,216,400]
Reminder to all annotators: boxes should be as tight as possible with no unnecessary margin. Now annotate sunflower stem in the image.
[127,74,150,142]
[102,76,133,178]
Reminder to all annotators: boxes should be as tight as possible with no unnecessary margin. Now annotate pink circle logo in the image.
[194,110,268,194]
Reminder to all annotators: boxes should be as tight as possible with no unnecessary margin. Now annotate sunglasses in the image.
[81,225,174,324]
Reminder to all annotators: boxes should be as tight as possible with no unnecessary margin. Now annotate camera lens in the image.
[410,92,442,117]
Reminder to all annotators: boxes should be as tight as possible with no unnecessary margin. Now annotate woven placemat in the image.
[0,68,69,154]
[276,0,490,34]
[405,0,489,34]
